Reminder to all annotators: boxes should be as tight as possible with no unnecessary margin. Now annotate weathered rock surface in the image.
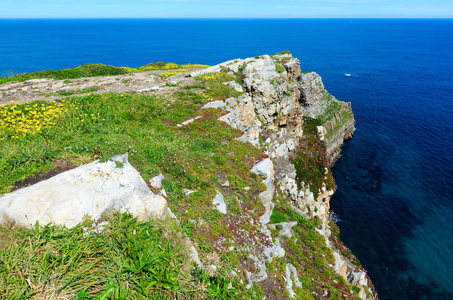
[0,68,207,105]
[0,154,169,228]
[285,263,302,298]
[196,53,369,298]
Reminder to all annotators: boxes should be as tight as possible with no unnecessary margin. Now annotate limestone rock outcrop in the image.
[194,53,370,298]
[0,154,169,228]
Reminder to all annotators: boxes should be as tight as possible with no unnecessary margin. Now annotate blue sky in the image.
[1,0,452,18]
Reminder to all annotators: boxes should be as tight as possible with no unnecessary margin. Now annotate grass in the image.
[0,62,209,85]
[160,70,189,78]
[0,64,129,85]
[275,64,285,74]
[0,90,248,193]
[269,208,288,224]
[57,87,100,96]
[315,91,353,141]
[0,212,242,299]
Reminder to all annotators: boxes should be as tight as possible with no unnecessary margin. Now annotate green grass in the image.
[0,64,130,85]
[0,212,242,299]
[269,208,288,224]
[273,50,291,56]
[275,64,286,74]
[57,86,100,96]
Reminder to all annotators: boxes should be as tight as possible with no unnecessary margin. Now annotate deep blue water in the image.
[1,19,452,299]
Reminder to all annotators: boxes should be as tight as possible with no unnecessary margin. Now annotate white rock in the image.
[0,154,169,228]
[149,173,164,189]
[223,81,243,92]
[348,270,367,286]
[251,158,275,226]
[274,144,288,157]
[181,118,195,126]
[333,251,348,280]
[202,100,226,109]
[263,238,285,262]
[212,190,227,214]
[285,263,302,298]
[183,189,196,197]
[250,158,273,178]
[359,288,367,299]
[222,180,230,187]
[273,221,298,238]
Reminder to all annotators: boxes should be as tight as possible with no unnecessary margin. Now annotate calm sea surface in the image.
[1,19,452,299]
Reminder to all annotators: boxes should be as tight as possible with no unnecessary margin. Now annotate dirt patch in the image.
[11,159,77,192]
[258,276,287,300]
[0,227,19,249]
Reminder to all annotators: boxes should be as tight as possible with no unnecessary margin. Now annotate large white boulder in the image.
[0,154,169,228]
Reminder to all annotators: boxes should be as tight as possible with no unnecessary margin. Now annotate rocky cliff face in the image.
[192,53,355,224]
[190,53,373,299]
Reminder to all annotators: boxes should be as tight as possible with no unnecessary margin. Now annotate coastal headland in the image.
[0,52,377,299]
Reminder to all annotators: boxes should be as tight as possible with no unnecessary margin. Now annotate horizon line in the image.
[1,17,452,20]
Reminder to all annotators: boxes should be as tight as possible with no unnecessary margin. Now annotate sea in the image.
[1,19,452,300]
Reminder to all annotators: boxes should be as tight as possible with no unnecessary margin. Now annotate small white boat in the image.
[345,73,351,76]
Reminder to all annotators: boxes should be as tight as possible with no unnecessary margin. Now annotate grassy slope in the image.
[0,62,209,85]
[0,68,364,299]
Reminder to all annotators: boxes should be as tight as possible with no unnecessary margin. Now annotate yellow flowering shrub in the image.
[194,91,214,102]
[199,72,231,82]
[180,64,210,68]
[160,70,188,78]
[0,100,66,139]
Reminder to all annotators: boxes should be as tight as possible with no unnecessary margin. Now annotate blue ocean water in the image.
[1,19,452,299]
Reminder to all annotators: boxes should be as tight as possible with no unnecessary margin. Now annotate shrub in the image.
[291,117,335,199]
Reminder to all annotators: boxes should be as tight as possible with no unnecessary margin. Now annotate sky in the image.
[1,0,452,19]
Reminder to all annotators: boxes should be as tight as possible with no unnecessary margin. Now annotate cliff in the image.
[0,53,375,299]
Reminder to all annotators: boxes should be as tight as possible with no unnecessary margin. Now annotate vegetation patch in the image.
[269,208,288,224]
[0,100,66,139]
[160,70,189,78]
[275,64,286,74]
[0,212,245,299]
[291,117,335,199]
[196,71,242,100]
[273,50,291,56]
[57,86,100,96]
